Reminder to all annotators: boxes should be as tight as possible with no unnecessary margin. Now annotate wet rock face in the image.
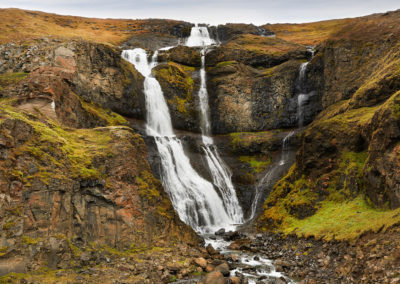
[207,62,257,134]
[206,60,321,134]
[307,40,400,110]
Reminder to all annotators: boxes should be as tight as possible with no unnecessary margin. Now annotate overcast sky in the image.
[0,0,399,25]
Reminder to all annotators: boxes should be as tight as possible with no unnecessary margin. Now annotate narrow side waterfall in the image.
[186,26,244,224]
[249,52,314,220]
[122,49,237,233]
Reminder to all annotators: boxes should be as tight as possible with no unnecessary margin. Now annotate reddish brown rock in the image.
[204,270,225,284]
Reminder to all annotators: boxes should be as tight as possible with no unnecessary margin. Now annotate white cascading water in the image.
[297,60,311,128]
[186,26,243,224]
[297,94,308,128]
[279,130,295,166]
[122,48,238,233]
[186,24,216,47]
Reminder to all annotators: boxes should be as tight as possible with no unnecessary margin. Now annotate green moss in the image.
[121,58,136,86]
[155,62,194,116]
[1,106,115,181]
[67,239,82,257]
[22,235,40,245]
[0,72,28,89]
[137,170,161,201]
[310,103,377,135]
[175,96,188,114]
[10,170,24,179]
[97,243,167,258]
[391,91,400,119]
[283,196,400,241]
[0,246,7,253]
[259,148,389,241]
[79,97,127,126]
[2,220,15,230]
[238,155,270,173]
[168,61,196,72]
[229,130,279,151]
[215,60,237,68]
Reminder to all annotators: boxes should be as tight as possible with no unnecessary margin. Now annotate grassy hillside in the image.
[0,8,186,45]
[265,9,400,45]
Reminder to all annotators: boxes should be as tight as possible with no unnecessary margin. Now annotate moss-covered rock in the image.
[0,102,200,277]
[166,45,201,67]
[258,89,400,239]
[153,61,200,132]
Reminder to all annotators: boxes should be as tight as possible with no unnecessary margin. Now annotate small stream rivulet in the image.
[121,25,315,283]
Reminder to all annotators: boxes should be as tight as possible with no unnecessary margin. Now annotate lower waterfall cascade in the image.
[195,46,244,224]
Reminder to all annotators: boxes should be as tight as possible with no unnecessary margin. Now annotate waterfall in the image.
[249,50,315,220]
[122,48,237,233]
[298,62,308,86]
[297,94,308,128]
[186,25,244,224]
[279,130,295,166]
[186,24,215,47]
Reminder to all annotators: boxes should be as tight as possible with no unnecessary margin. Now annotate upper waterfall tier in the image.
[186,25,215,47]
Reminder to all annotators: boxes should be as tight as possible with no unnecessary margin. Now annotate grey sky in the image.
[0,0,399,25]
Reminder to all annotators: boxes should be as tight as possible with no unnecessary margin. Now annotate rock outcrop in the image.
[0,38,146,123]
[258,10,400,240]
[207,60,311,134]
[209,23,274,43]
[153,61,200,132]
[0,36,201,281]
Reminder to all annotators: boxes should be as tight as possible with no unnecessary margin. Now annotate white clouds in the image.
[0,0,399,25]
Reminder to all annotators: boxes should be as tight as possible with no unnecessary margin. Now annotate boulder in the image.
[228,276,241,284]
[214,262,230,277]
[194,257,208,269]
[204,271,226,284]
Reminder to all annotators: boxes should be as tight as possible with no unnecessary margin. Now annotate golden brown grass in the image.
[0,8,183,45]
[224,34,305,55]
[264,18,351,45]
[265,10,400,45]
